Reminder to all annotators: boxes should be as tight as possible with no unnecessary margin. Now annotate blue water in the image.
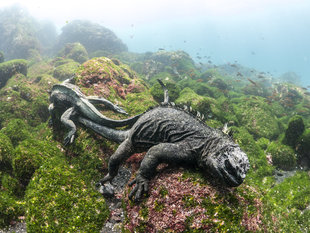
[116,11,310,86]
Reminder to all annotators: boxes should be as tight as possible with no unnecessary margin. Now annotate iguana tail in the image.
[78,117,129,143]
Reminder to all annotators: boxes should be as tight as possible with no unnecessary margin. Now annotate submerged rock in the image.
[0,60,27,88]
[58,20,128,54]
[283,115,305,147]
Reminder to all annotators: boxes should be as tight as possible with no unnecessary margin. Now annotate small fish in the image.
[230,64,238,68]
[208,60,212,64]
[158,48,165,51]
[307,85,310,88]
[237,72,243,77]
[247,78,258,86]
[196,56,201,59]
[304,92,310,96]
[257,75,265,79]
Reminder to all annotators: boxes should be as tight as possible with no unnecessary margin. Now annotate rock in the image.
[283,115,305,147]
[0,60,27,88]
[58,20,128,54]
[58,43,89,64]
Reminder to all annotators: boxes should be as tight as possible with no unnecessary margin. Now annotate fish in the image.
[208,60,212,64]
[247,78,258,86]
[196,56,202,59]
[158,48,165,51]
[257,75,265,79]
[237,72,243,77]
[230,64,238,68]
[304,92,310,96]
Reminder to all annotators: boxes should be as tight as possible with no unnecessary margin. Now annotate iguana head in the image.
[201,144,250,187]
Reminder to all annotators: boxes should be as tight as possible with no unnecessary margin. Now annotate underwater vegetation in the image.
[0,6,310,232]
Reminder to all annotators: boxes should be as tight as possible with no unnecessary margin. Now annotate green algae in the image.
[233,96,280,139]
[0,59,28,88]
[25,156,109,232]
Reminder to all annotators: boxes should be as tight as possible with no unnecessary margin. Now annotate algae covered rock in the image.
[58,42,89,64]
[58,20,128,54]
[53,59,80,81]
[0,119,31,147]
[283,115,305,147]
[13,138,63,186]
[0,191,24,228]
[125,169,264,232]
[296,129,310,168]
[233,96,280,139]
[150,81,181,103]
[0,132,14,170]
[25,156,109,232]
[266,141,296,170]
[0,74,52,127]
[0,59,27,88]
[175,87,211,116]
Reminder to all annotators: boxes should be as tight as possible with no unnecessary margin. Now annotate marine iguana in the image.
[49,78,141,145]
[77,80,250,201]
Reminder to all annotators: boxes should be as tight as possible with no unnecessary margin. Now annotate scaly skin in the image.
[49,79,140,145]
[92,104,250,201]
[50,79,250,201]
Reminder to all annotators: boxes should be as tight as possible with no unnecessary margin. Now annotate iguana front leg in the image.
[60,107,77,145]
[129,142,194,201]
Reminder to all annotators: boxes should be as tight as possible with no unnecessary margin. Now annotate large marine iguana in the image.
[76,80,250,201]
[49,78,141,145]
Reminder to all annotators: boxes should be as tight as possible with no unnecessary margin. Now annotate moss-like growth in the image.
[1,173,23,197]
[0,132,14,171]
[53,60,80,81]
[266,141,296,170]
[264,171,310,232]
[0,59,27,88]
[25,156,109,232]
[0,191,25,229]
[125,169,264,232]
[27,61,53,80]
[125,91,156,115]
[256,137,270,150]
[296,129,310,167]
[233,96,280,139]
[175,87,212,116]
[0,119,31,147]
[0,74,54,127]
[283,115,305,147]
[150,81,180,103]
[13,138,63,186]
[58,42,89,64]
[75,57,143,102]
[231,126,274,182]
[178,78,220,98]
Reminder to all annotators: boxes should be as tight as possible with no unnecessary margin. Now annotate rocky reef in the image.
[0,14,310,233]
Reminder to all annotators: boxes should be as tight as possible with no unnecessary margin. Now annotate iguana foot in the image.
[128,173,149,201]
[63,132,75,146]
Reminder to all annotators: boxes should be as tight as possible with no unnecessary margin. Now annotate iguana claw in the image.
[128,174,149,201]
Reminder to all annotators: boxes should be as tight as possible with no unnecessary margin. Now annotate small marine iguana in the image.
[49,78,141,145]
[77,80,250,201]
